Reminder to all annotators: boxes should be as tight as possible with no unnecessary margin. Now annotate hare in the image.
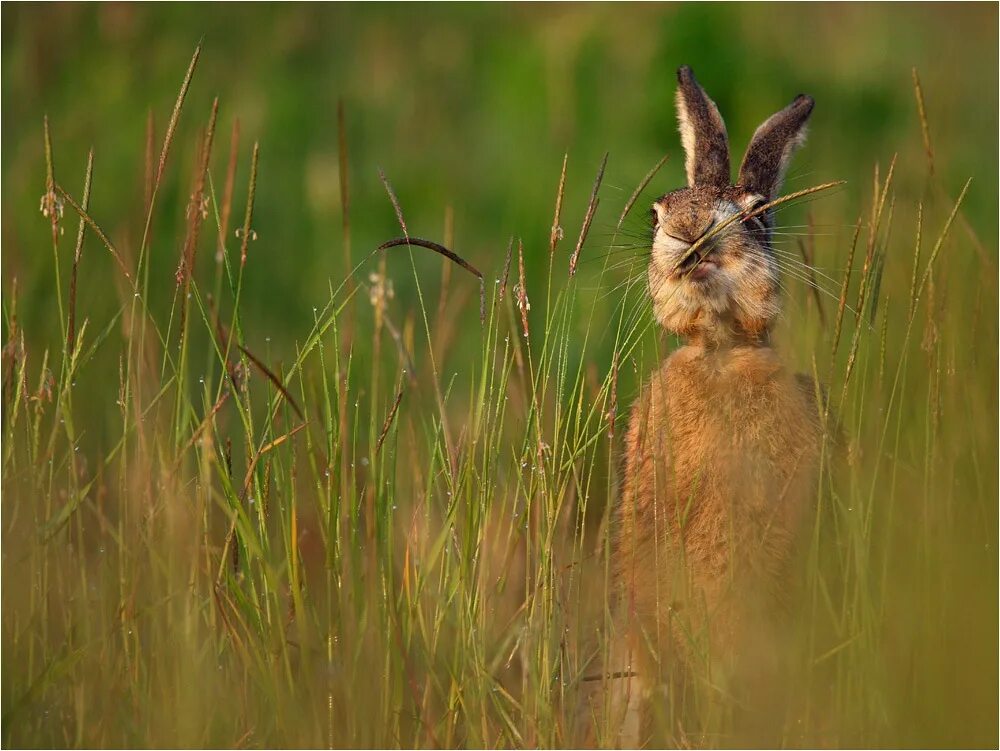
[595,66,826,747]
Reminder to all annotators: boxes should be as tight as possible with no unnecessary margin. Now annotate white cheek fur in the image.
[651,230,688,266]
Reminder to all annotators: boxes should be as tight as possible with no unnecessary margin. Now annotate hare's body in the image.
[588,66,826,746]
[619,344,821,657]
[607,344,822,743]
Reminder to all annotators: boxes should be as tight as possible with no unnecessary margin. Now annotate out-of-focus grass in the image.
[1,4,997,748]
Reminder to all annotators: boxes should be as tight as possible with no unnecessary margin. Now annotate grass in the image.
[2,30,997,750]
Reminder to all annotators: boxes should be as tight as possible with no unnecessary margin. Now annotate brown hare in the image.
[597,66,825,747]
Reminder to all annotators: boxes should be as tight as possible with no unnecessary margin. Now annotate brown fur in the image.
[589,67,821,747]
[738,95,815,201]
[676,66,730,187]
[609,346,822,740]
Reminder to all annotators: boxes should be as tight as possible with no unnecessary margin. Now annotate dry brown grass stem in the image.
[219,119,240,262]
[217,421,308,584]
[156,44,201,188]
[911,67,935,176]
[378,236,485,324]
[879,293,890,382]
[144,109,155,215]
[855,158,896,325]
[43,116,59,249]
[257,422,308,455]
[582,670,638,683]
[380,312,418,383]
[435,206,455,327]
[67,149,94,356]
[210,308,240,386]
[373,176,461,477]
[617,153,669,231]
[375,237,483,283]
[499,236,514,302]
[569,151,608,277]
[915,177,972,304]
[378,167,409,240]
[908,202,924,321]
[375,388,404,455]
[174,390,230,469]
[832,215,863,358]
[549,153,568,256]
[517,240,530,338]
[56,184,131,282]
[236,342,304,421]
[797,237,826,326]
[607,351,619,441]
[176,97,219,289]
[239,142,259,267]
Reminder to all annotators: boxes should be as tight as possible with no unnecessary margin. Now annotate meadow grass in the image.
[2,46,997,749]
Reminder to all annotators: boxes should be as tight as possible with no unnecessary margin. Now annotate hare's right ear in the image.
[737,94,814,201]
[675,65,730,188]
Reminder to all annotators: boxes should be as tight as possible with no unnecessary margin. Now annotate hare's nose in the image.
[662,221,697,244]
[665,218,712,245]
[667,228,696,244]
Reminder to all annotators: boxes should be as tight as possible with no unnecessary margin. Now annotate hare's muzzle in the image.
[675,246,721,281]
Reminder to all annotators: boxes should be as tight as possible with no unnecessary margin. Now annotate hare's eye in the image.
[649,207,659,227]
[743,200,768,231]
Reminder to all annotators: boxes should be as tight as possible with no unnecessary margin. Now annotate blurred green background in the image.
[3,3,997,376]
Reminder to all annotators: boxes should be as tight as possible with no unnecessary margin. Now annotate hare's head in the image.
[649,65,814,345]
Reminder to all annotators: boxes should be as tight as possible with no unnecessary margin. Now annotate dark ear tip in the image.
[793,94,816,113]
[677,65,694,83]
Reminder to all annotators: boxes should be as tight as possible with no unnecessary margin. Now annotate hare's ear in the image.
[675,66,730,188]
[737,94,814,201]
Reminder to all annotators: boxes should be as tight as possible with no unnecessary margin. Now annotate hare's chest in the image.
[653,349,818,516]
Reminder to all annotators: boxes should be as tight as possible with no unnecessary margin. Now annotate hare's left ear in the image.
[675,66,730,188]
[737,94,814,201]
